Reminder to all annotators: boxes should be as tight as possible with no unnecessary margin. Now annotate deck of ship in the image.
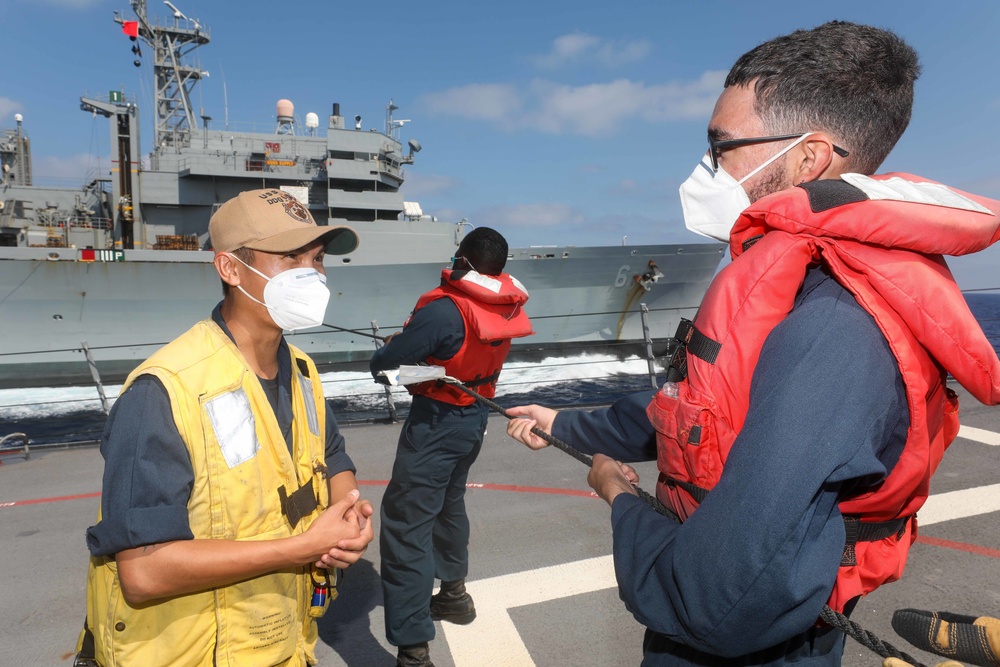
[2,384,999,667]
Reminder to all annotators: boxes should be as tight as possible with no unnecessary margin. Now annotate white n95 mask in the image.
[228,253,331,331]
[679,133,810,243]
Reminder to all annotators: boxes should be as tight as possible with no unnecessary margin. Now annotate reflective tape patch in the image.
[509,275,529,296]
[842,173,992,214]
[460,271,502,294]
[297,373,320,436]
[205,388,259,468]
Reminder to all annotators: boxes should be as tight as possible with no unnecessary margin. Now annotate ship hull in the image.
[0,243,722,389]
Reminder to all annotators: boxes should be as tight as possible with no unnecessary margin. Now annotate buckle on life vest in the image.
[663,319,722,382]
[840,515,911,566]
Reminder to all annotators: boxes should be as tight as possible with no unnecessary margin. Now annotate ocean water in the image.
[4,293,999,448]
[0,353,659,447]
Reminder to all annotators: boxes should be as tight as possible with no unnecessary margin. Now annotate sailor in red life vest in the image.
[370,227,533,667]
[505,21,1000,667]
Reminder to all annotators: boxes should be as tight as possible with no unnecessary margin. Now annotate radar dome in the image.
[276,99,294,119]
[305,112,319,128]
[14,113,23,123]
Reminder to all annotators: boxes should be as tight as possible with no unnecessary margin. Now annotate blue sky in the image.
[5,0,1000,288]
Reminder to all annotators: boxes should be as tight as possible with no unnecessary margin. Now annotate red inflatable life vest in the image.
[407,269,534,406]
[647,173,1000,612]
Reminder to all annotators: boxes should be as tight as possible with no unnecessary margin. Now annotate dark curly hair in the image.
[456,227,509,276]
[726,21,921,174]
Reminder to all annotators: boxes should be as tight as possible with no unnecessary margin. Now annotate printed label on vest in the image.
[841,173,992,214]
[205,388,260,468]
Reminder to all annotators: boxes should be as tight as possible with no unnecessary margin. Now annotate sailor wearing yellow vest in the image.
[76,189,374,667]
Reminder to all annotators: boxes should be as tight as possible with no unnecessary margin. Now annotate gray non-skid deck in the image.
[2,384,999,666]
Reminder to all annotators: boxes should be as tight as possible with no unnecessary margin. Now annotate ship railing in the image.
[0,303,687,449]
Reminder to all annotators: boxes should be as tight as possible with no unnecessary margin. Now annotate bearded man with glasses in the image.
[507,20,1000,667]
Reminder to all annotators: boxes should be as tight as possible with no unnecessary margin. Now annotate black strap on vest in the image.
[660,474,912,566]
[433,369,501,391]
[841,515,911,566]
[662,318,722,382]
[278,480,319,530]
[464,370,501,388]
[659,473,710,504]
[798,178,869,213]
[73,619,99,666]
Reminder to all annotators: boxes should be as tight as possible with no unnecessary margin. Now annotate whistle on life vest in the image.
[309,567,340,618]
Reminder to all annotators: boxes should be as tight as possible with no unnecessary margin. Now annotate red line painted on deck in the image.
[0,491,102,508]
[2,481,595,509]
[4,489,999,558]
[359,479,597,498]
[916,534,1000,559]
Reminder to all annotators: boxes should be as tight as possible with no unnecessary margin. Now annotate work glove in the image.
[881,609,1000,667]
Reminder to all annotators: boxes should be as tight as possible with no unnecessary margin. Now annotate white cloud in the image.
[32,153,111,184]
[420,70,725,137]
[428,207,467,224]
[27,0,104,7]
[0,97,24,121]
[534,33,652,70]
[534,33,602,69]
[609,179,641,196]
[421,83,523,125]
[477,202,585,228]
[402,172,461,198]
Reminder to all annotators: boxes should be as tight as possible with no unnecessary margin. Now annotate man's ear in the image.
[214,252,241,289]
[794,133,842,184]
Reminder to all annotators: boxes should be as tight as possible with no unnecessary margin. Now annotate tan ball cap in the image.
[209,188,359,255]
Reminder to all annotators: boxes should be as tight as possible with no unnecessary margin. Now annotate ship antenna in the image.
[220,63,229,131]
[123,0,210,149]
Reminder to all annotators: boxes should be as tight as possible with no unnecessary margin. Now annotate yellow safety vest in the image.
[82,319,330,666]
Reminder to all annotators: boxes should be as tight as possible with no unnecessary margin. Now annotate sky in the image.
[4,0,1000,289]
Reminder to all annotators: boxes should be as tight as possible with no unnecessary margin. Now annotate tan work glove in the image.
[883,609,1000,667]
[884,658,963,667]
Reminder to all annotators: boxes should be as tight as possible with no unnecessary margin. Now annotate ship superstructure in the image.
[0,0,724,389]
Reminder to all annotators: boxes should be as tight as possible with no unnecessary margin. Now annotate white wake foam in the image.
[0,353,653,420]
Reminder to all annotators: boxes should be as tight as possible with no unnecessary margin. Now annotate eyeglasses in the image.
[708,133,849,173]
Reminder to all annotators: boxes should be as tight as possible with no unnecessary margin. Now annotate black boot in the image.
[429,579,477,625]
[397,642,435,667]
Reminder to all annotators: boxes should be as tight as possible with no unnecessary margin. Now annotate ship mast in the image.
[118,0,210,149]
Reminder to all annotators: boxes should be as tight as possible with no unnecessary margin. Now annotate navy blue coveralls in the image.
[553,268,909,665]
[370,297,490,648]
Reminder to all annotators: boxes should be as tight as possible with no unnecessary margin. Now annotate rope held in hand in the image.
[445,379,928,667]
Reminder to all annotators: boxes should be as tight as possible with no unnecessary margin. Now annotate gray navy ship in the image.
[0,0,723,390]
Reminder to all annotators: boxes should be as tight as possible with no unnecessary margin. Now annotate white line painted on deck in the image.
[917,483,1000,526]
[438,482,1000,665]
[441,555,617,666]
[958,425,1000,446]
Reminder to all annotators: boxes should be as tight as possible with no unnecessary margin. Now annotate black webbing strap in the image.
[465,370,501,388]
[741,234,764,253]
[686,325,721,365]
[73,619,99,666]
[841,515,912,566]
[665,319,722,383]
[660,475,912,568]
[278,480,319,530]
[659,473,710,504]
